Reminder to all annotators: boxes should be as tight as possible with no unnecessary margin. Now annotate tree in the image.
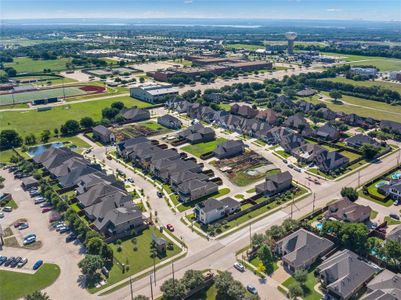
[41,130,51,143]
[257,244,274,273]
[80,117,95,129]
[25,291,50,300]
[111,101,125,110]
[78,255,103,280]
[24,133,36,145]
[329,90,342,103]
[266,225,283,241]
[102,107,120,120]
[341,187,359,201]
[215,271,247,300]
[282,218,300,233]
[54,128,59,136]
[251,233,266,248]
[384,240,401,267]
[0,129,23,150]
[86,237,104,255]
[60,120,80,136]
[293,269,308,286]
[160,278,186,300]
[181,269,205,290]
[133,296,149,300]
[288,282,304,299]
[360,144,380,160]
[139,77,145,83]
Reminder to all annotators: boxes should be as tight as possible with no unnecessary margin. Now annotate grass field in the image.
[321,52,401,71]
[0,96,152,138]
[325,77,401,94]
[0,86,89,105]
[0,263,60,300]
[224,43,265,50]
[181,138,227,158]
[93,227,182,292]
[230,168,280,187]
[5,57,72,73]
[305,93,401,122]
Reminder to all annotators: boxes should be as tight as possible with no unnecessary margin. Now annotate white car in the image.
[0,212,4,218]
[234,262,245,272]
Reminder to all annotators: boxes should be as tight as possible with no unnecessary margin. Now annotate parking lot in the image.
[0,168,91,300]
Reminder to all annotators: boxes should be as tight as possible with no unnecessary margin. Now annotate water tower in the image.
[285,32,297,55]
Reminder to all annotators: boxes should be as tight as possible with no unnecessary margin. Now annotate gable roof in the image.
[363,270,401,300]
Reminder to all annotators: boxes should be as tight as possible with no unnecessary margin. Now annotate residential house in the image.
[381,120,401,135]
[317,107,337,121]
[275,228,334,272]
[292,143,327,164]
[157,114,182,129]
[177,179,218,202]
[178,124,216,144]
[363,269,401,300]
[378,180,401,201]
[386,224,401,244]
[283,113,308,130]
[314,151,349,174]
[315,123,340,141]
[296,88,316,97]
[325,198,371,223]
[346,134,380,148]
[194,197,240,225]
[92,125,115,144]
[298,101,315,113]
[256,109,277,125]
[280,132,305,153]
[213,140,245,159]
[121,107,150,122]
[255,171,292,196]
[317,249,377,300]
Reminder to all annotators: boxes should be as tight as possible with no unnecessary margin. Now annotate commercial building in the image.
[130,84,179,104]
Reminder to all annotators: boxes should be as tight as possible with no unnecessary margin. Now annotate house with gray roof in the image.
[292,143,327,164]
[77,182,124,208]
[116,137,149,157]
[93,202,145,239]
[121,107,150,122]
[157,114,182,129]
[275,228,334,272]
[317,249,377,300]
[346,134,380,148]
[283,113,308,130]
[386,224,401,244]
[325,197,371,223]
[92,125,115,144]
[315,123,340,141]
[314,151,349,174]
[170,170,209,191]
[213,140,245,159]
[381,120,401,135]
[194,197,240,225]
[177,179,218,202]
[363,270,401,300]
[318,107,337,121]
[178,124,215,144]
[255,171,292,196]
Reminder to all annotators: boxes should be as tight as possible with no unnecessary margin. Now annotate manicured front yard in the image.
[282,267,322,300]
[0,263,60,300]
[181,138,227,158]
[92,227,182,292]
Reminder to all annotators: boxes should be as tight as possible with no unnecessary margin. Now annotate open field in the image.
[1,38,66,47]
[324,77,401,94]
[5,57,72,73]
[305,93,401,122]
[0,263,60,300]
[91,227,182,292]
[11,75,77,86]
[0,86,92,105]
[181,138,227,158]
[321,52,401,71]
[224,43,265,50]
[0,96,152,137]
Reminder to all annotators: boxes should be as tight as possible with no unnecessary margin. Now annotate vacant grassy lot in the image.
[5,57,72,73]
[230,168,280,187]
[224,43,265,50]
[306,93,401,122]
[325,77,401,94]
[0,263,60,300]
[181,138,227,158]
[93,227,181,292]
[0,96,152,138]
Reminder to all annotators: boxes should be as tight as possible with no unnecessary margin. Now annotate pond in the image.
[28,142,65,157]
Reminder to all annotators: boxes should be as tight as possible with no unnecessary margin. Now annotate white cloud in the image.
[326,8,343,12]
[184,0,193,4]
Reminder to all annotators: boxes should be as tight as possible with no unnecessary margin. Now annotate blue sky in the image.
[1,0,400,21]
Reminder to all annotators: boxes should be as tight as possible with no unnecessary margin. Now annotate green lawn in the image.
[0,96,152,138]
[181,138,227,158]
[338,150,361,162]
[0,149,16,163]
[224,44,265,51]
[5,57,72,73]
[0,263,60,300]
[230,168,280,187]
[92,227,182,292]
[187,283,217,300]
[177,188,231,212]
[306,93,401,123]
[249,256,278,275]
[370,210,379,219]
[140,121,172,134]
[282,267,322,300]
[275,150,291,158]
[325,77,401,94]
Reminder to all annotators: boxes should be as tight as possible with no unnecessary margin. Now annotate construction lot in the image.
[111,121,173,142]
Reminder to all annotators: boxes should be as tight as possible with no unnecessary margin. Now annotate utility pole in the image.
[358,170,361,187]
[150,275,154,300]
[249,224,252,247]
[290,193,294,218]
[129,276,133,300]
[312,193,316,213]
[153,253,156,286]
[172,263,175,294]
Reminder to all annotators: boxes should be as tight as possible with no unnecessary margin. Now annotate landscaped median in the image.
[0,263,60,300]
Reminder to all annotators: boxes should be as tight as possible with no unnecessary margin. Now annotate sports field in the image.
[324,77,401,94]
[0,86,88,105]
[5,57,71,73]
[321,52,401,71]
[0,96,153,137]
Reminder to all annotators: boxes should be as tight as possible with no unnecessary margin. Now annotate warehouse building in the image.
[130,84,179,104]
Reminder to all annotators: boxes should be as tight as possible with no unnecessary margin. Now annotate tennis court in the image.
[0,85,105,105]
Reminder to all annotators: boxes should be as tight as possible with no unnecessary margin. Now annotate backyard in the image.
[181,138,227,158]
[91,227,182,292]
[281,266,322,300]
[0,263,60,300]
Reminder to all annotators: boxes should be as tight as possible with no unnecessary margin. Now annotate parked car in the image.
[10,257,22,268]
[288,164,294,169]
[234,262,245,272]
[23,236,36,245]
[18,223,29,230]
[390,213,400,220]
[247,285,258,295]
[2,206,12,212]
[0,212,4,218]
[33,260,43,270]
[40,202,52,208]
[59,226,70,234]
[0,256,7,266]
[127,177,134,183]
[4,257,15,267]
[34,198,46,205]
[55,223,66,231]
[166,224,174,232]
[42,208,52,213]
[17,258,28,268]
[157,191,163,198]
[65,233,77,243]
[14,221,24,228]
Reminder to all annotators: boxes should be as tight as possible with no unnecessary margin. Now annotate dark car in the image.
[157,191,163,198]
[390,213,400,220]
[65,233,77,243]
[0,256,7,266]
[33,260,43,270]
[10,257,22,268]
[4,257,15,267]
